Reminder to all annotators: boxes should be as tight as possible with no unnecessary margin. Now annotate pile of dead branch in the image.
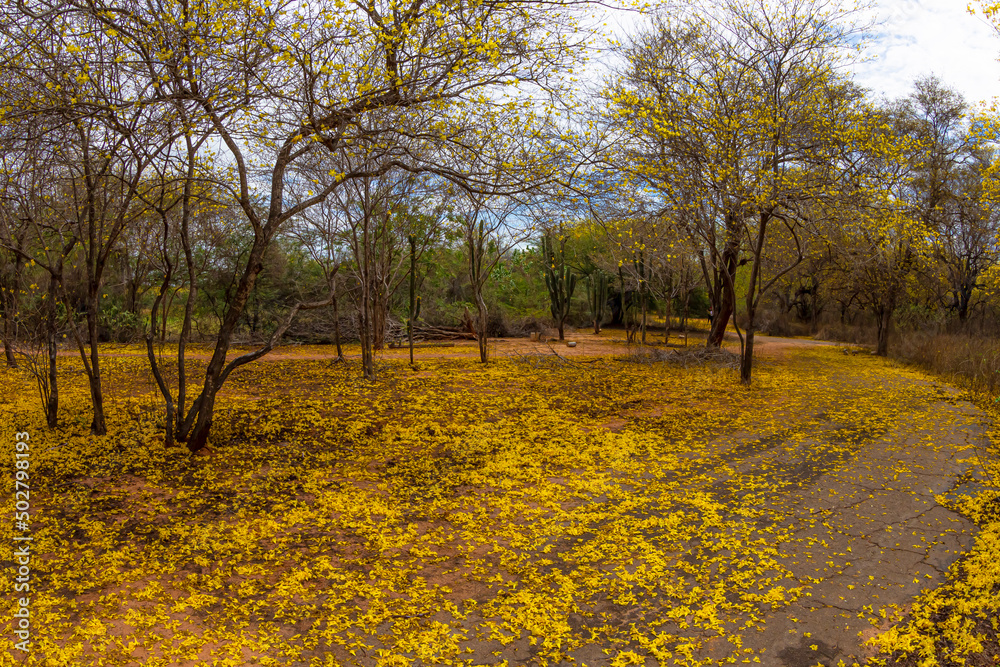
[387,319,477,343]
[621,345,742,369]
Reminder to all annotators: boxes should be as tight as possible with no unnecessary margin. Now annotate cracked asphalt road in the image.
[712,399,982,667]
[693,342,985,667]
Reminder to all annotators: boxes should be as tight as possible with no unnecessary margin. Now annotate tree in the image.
[292,205,350,363]
[327,169,442,380]
[0,128,78,427]
[143,136,222,449]
[608,0,870,382]
[940,154,1000,322]
[0,5,180,434]
[0,219,27,368]
[578,176,682,344]
[898,77,1000,324]
[829,202,927,356]
[586,271,610,334]
[824,101,928,356]
[541,226,578,341]
[454,193,530,362]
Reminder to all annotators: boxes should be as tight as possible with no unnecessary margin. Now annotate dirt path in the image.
[480,342,984,667]
[693,356,982,666]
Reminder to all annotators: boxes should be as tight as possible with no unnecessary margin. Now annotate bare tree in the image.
[291,211,349,363]
[0,129,78,427]
[330,169,442,380]
[453,193,531,362]
[0,221,27,368]
[0,6,180,434]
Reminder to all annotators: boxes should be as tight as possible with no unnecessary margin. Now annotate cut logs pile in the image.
[386,308,481,346]
[387,319,477,343]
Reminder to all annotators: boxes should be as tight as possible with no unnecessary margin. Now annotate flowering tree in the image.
[3,0,596,450]
[607,0,882,383]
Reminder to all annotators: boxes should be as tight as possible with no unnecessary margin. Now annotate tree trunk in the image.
[708,284,734,347]
[177,242,269,451]
[360,310,374,380]
[809,274,820,334]
[187,392,216,454]
[475,292,488,363]
[957,285,971,322]
[250,293,260,334]
[1,256,22,368]
[876,307,892,356]
[46,327,58,428]
[332,293,343,362]
[126,278,141,316]
[408,237,418,366]
[664,297,671,345]
[176,281,194,436]
[85,290,107,435]
[372,294,387,351]
[740,326,756,385]
[707,242,739,348]
[146,335,175,448]
[408,319,415,365]
[683,290,689,347]
[147,270,176,448]
[162,285,183,344]
[640,286,647,345]
[45,280,59,428]
[355,217,376,381]
[182,283,333,453]
[3,339,16,368]
[360,291,375,381]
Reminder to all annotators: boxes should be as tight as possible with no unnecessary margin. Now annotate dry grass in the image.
[816,324,1000,395]
[893,332,1000,395]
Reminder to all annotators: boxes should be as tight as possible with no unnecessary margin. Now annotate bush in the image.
[98,303,144,343]
[755,307,813,337]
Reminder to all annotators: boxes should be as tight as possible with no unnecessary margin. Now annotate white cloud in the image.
[851,0,1000,106]
[596,1,1000,109]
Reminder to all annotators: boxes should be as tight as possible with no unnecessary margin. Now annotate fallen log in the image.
[388,321,478,341]
[387,341,457,349]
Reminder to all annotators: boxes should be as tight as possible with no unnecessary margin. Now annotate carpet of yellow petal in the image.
[0,336,997,666]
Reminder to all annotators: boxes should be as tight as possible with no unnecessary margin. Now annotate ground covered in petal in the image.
[0,337,997,666]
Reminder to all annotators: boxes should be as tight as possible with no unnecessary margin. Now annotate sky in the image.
[852,0,1000,106]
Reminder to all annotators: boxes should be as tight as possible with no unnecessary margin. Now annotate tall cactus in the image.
[587,272,609,334]
[542,234,576,341]
[407,235,421,366]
